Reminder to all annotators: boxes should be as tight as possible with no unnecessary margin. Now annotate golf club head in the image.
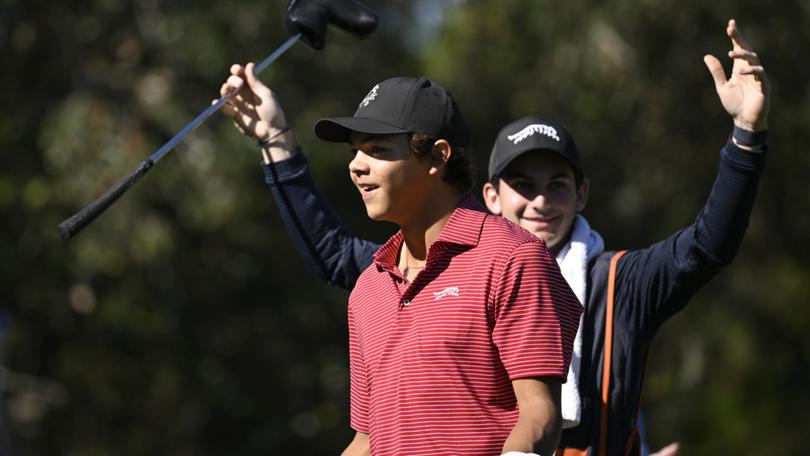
[284,0,378,50]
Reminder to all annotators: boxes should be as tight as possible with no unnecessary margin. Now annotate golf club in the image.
[57,33,302,241]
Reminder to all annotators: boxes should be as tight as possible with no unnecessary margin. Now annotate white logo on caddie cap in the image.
[507,124,560,144]
[360,84,380,107]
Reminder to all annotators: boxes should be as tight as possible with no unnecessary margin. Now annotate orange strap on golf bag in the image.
[598,250,627,456]
[556,250,627,456]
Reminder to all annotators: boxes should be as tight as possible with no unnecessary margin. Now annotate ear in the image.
[428,139,452,176]
[482,181,502,214]
[576,178,590,212]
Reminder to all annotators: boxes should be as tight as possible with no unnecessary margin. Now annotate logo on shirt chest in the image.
[433,286,460,301]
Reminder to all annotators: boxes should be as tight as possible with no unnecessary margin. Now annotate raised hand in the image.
[216,63,297,163]
[703,19,770,132]
[216,62,289,143]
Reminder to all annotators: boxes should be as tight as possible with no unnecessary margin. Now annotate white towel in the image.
[555,214,604,429]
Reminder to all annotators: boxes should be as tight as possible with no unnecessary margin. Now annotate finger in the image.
[220,81,239,98]
[218,99,241,114]
[227,74,257,104]
[226,75,245,91]
[244,62,259,90]
[244,62,271,97]
[225,95,256,114]
[703,54,727,89]
[728,49,760,63]
[739,65,766,75]
[728,19,754,51]
[230,63,245,76]
[224,89,247,107]
[225,113,249,136]
[219,101,240,120]
[222,103,257,134]
[217,102,253,136]
[216,97,242,119]
[218,86,254,117]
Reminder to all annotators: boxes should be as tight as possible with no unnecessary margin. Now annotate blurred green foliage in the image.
[1,0,808,454]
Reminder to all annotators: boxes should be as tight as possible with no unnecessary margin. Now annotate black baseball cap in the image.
[488,116,583,181]
[314,76,470,147]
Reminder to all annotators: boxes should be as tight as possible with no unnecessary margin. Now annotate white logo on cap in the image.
[360,84,380,107]
[507,124,560,144]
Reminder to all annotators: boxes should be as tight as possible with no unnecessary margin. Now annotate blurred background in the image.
[1,0,809,454]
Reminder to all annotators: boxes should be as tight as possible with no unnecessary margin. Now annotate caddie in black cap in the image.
[488,116,583,183]
[479,22,771,447]
[314,76,470,148]
[483,115,589,257]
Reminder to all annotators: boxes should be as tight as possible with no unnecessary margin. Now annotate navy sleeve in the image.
[614,138,766,339]
[262,151,380,290]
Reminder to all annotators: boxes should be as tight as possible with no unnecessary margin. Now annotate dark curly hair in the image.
[409,132,475,194]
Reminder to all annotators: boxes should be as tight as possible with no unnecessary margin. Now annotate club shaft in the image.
[149,33,301,163]
[59,33,301,240]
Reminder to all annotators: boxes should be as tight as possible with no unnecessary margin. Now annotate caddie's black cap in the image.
[315,76,470,147]
[488,116,583,181]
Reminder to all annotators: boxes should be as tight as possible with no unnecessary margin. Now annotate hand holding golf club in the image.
[217,62,298,164]
[55,34,300,241]
[58,1,379,240]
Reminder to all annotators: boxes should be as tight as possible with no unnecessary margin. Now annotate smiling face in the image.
[348,133,435,225]
[483,151,589,255]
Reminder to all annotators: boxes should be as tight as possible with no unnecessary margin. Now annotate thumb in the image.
[244,62,270,96]
[244,62,261,89]
[703,54,727,90]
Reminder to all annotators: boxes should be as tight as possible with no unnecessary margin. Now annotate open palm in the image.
[703,19,770,131]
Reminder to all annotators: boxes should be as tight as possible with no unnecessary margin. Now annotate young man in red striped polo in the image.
[219,73,582,455]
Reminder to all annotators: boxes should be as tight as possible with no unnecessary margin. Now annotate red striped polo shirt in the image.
[348,195,582,455]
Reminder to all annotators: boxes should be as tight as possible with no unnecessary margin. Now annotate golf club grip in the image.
[58,159,155,240]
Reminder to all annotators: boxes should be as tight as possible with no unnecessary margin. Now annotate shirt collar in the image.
[435,194,487,247]
[373,194,488,271]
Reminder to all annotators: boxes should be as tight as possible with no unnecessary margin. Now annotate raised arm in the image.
[217,64,378,290]
[613,19,769,337]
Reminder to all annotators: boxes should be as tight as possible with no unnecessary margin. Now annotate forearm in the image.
[263,151,378,289]
[502,407,561,455]
[632,137,766,332]
[692,138,765,264]
[697,18,768,264]
[503,418,562,456]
